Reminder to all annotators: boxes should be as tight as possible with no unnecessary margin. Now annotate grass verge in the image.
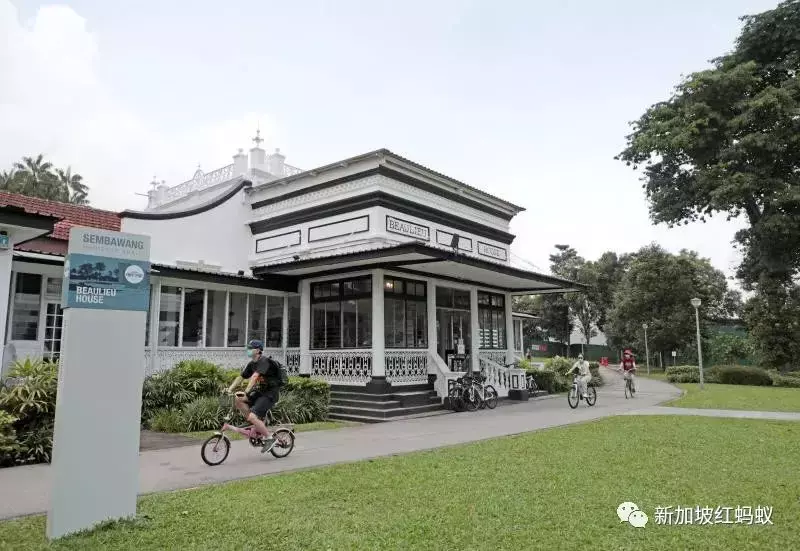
[666,383,800,412]
[1,416,798,550]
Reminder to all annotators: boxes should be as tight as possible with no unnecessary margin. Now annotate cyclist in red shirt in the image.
[619,349,637,390]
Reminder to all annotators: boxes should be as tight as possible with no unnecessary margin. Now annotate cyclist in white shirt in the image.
[566,354,592,399]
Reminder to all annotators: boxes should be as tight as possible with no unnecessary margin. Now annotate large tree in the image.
[617,0,800,368]
[606,245,737,360]
[1,155,90,205]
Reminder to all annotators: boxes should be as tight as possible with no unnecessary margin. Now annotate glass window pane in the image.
[330,282,340,297]
[385,297,405,348]
[384,279,396,293]
[227,292,247,347]
[287,295,300,347]
[247,294,266,343]
[205,290,227,347]
[435,286,451,308]
[182,288,205,347]
[357,297,372,347]
[311,302,326,349]
[158,285,181,346]
[406,301,427,348]
[266,296,283,348]
[45,277,62,296]
[342,299,357,348]
[11,273,41,341]
[478,292,490,306]
[325,301,341,348]
[454,290,470,310]
[416,283,425,297]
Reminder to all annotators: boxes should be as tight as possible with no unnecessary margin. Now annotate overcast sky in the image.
[1,0,781,277]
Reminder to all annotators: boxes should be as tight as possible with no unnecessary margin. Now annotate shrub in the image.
[141,361,228,425]
[526,369,570,394]
[665,365,721,384]
[0,358,58,466]
[180,396,226,432]
[544,356,572,374]
[715,365,773,386]
[0,411,19,460]
[772,375,800,388]
[148,408,186,433]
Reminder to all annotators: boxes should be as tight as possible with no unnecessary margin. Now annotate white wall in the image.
[121,189,252,274]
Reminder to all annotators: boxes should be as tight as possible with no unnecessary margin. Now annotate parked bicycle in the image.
[463,373,498,411]
[567,374,597,409]
[200,392,295,466]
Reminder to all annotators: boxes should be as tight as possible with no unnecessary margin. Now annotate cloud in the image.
[0,1,278,211]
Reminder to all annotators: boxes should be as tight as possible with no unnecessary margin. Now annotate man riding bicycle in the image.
[226,339,282,453]
[566,354,591,399]
[619,349,636,391]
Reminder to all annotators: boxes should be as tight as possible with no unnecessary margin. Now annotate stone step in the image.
[328,406,451,424]
[331,398,403,410]
[329,402,445,419]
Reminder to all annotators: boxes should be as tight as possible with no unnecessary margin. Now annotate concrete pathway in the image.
[3,369,794,521]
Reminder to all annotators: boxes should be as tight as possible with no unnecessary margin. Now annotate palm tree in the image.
[13,154,60,200]
[0,169,21,193]
[55,167,90,205]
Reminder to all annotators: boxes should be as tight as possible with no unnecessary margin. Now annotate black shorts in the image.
[245,390,278,419]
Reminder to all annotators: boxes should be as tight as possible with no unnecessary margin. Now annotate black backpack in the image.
[271,358,289,388]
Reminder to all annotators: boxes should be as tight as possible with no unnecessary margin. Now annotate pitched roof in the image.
[0,191,120,240]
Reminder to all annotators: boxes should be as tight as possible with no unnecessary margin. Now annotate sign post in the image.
[47,228,151,540]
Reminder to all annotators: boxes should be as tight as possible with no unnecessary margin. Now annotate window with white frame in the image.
[11,273,42,341]
[287,295,300,347]
[311,277,372,349]
[43,303,64,361]
[478,291,506,349]
[384,277,427,349]
[513,319,522,351]
[156,285,284,348]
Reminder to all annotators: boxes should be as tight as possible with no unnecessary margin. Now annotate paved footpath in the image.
[0,369,794,521]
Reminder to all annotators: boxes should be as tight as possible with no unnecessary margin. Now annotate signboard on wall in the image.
[61,229,151,311]
[477,241,508,261]
[0,231,9,250]
[386,216,430,241]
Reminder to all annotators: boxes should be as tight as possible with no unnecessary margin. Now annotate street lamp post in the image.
[642,323,650,375]
[691,298,704,390]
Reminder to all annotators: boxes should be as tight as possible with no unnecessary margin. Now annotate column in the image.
[367,268,386,392]
[470,288,480,373]
[0,247,13,374]
[147,279,161,375]
[426,279,437,365]
[505,293,515,365]
[299,280,311,376]
[281,295,289,352]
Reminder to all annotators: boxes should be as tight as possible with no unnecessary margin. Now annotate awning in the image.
[251,243,583,294]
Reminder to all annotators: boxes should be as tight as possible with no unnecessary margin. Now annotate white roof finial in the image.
[252,125,263,148]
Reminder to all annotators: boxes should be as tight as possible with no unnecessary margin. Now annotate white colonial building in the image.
[0,136,580,421]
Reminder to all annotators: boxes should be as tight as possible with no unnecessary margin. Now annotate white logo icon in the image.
[124,264,145,284]
[618,502,648,528]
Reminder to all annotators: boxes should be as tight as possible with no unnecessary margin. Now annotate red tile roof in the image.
[0,191,120,241]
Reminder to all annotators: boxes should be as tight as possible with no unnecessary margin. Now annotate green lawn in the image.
[178,420,358,441]
[637,371,669,381]
[667,383,800,412]
[2,416,798,550]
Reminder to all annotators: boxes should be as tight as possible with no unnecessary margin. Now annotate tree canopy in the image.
[617,0,800,368]
[1,155,90,205]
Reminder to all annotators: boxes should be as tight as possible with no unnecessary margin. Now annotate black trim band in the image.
[250,192,515,245]
[250,165,514,221]
[0,206,60,233]
[121,179,252,220]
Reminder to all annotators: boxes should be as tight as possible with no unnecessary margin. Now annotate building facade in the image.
[0,140,580,412]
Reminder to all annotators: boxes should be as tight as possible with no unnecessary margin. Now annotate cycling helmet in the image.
[247,339,264,351]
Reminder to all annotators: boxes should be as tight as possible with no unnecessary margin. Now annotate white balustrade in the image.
[285,348,300,375]
[385,349,429,385]
[309,350,372,384]
[144,347,285,376]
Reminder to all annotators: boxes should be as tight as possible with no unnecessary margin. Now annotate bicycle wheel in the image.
[586,386,597,406]
[567,386,579,409]
[477,385,487,410]
[464,387,479,412]
[269,428,295,458]
[527,376,538,394]
[201,434,231,466]
[484,385,498,409]
[624,379,631,399]
[630,380,636,396]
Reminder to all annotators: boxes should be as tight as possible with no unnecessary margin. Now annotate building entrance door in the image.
[435,286,471,370]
